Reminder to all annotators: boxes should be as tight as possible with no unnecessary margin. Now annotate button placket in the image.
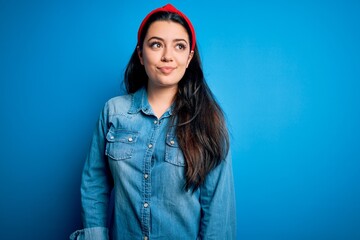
[141,121,157,238]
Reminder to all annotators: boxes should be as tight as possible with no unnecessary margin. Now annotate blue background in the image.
[1,0,359,239]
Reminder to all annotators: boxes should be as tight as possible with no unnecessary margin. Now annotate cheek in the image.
[143,61,154,77]
[142,50,160,64]
[179,52,192,65]
[181,56,191,68]
[142,57,157,78]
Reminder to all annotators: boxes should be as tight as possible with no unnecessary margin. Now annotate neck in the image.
[147,85,177,119]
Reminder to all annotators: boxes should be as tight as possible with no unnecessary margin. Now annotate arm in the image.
[199,151,236,239]
[70,104,114,240]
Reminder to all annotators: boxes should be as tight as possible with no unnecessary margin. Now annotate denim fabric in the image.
[70,87,236,240]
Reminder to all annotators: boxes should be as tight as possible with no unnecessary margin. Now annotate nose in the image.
[161,47,173,62]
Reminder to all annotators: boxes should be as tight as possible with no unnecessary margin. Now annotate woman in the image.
[70,4,236,240]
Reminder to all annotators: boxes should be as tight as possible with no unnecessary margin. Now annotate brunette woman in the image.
[70,4,236,240]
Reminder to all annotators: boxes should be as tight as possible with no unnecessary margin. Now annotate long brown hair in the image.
[124,11,229,191]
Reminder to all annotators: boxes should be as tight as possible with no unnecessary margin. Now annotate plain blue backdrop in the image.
[1,0,359,239]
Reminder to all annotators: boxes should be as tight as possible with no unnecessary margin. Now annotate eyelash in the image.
[150,41,162,49]
[149,41,187,50]
[176,43,187,50]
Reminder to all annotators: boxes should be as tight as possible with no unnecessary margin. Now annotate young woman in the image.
[70,4,236,240]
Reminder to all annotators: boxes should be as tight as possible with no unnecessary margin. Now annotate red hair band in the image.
[137,4,196,51]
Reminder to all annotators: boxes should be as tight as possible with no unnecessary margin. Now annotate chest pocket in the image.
[105,129,139,161]
[164,135,186,167]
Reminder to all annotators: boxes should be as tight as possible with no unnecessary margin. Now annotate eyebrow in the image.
[147,36,188,44]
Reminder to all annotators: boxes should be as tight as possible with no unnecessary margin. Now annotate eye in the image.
[175,43,187,50]
[150,41,162,49]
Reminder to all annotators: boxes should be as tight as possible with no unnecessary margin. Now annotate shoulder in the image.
[103,93,134,116]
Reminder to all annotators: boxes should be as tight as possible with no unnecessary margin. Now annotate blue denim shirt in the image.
[70,87,236,240]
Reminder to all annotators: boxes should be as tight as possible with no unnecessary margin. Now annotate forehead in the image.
[145,20,189,41]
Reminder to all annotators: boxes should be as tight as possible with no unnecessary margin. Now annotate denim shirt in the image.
[70,87,236,240]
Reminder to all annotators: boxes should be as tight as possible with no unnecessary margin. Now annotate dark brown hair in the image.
[124,11,229,191]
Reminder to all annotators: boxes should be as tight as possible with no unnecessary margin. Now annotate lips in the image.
[157,66,176,74]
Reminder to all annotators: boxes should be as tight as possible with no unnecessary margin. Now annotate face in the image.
[138,20,194,91]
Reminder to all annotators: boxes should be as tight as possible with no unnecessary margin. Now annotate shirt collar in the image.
[128,87,174,117]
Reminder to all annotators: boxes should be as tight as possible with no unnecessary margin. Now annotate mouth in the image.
[157,66,176,74]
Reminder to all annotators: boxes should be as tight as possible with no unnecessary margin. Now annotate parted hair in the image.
[124,11,229,191]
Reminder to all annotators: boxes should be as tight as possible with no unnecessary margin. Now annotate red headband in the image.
[137,4,196,51]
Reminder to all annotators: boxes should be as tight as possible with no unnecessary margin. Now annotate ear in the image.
[186,50,194,68]
[137,46,144,65]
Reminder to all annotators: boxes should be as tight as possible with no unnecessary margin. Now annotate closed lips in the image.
[157,66,176,74]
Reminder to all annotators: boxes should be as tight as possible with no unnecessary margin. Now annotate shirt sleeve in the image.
[69,227,109,240]
[199,151,237,239]
[70,103,113,240]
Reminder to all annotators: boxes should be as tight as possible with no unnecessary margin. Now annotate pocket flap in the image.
[166,135,179,147]
[165,135,185,166]
[106,129,138,143]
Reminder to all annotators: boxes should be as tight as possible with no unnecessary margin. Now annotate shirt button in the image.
[144,174,149,179]
[144,236,148,240]
[128,137,133,142]
[170,140,175,145]
[110,136,114,140]
[144,202,149,208]
[148,144,153,149]
[154,120,157,124]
